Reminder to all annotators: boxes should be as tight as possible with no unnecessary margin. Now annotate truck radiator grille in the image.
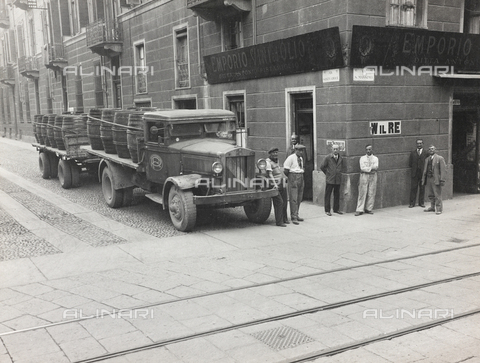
[225,156,249,192]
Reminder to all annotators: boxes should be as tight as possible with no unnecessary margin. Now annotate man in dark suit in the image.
[408,139,428,208]
[320,144,343,216]
[422,145,447,215]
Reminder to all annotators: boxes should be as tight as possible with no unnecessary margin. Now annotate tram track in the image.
[1,242,479,339]
[49,270,480,362]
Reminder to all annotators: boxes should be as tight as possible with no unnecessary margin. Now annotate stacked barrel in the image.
[41,115,50,146]
[33,115,43,143]
[87,108,103,150]
[54,115,65,149]
[100,108,117,154]
[127,111,146,163]
[112,110,132,158]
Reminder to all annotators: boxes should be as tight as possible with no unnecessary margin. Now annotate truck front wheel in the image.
[244,198,272,224]
[168,186,196,232]
[102,167,124,208]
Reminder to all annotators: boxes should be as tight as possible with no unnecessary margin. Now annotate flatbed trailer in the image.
[33,135,100,189]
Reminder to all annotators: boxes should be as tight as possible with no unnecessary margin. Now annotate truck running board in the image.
[145,193,163,205]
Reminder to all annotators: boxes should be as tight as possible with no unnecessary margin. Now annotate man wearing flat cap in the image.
[283,144,306,225]
[266,147,289,227]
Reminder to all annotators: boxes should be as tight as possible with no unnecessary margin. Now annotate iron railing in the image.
[43,43,66,65]
[86,19,122,47]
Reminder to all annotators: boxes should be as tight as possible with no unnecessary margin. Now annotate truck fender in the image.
[162,174,202,208]
[98,159,136,190]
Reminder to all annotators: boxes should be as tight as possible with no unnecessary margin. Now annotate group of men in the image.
[265,137,447,226]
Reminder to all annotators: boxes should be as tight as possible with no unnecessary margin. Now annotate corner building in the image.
[1,0,479,212]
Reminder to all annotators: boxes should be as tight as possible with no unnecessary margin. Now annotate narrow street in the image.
[1,137,480,363]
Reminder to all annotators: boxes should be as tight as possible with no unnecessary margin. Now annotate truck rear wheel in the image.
[168,186,196,232]
[244,198,272,223]
[123,187,134,207]
[39,153,51,179]
[49,154,58,178]
[102,167,124,208]
[58,159,73,189]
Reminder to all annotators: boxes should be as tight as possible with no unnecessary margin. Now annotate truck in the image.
[34,109,277,232]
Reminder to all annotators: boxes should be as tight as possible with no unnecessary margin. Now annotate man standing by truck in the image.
[321,143,343,216]
[266,147,288,227]
[284,144,306,225]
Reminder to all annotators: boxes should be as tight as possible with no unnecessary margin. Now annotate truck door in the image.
[145,121,169,183]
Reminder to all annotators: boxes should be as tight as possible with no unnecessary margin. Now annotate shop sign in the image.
[204,27,344,84]
[370,121,401,136]
[353,68,375,81]
[327,140,345,151]
[351,25,480,72]
[323,69,340,83]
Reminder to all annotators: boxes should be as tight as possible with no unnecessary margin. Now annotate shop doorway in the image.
[452,108,479,193]
[290,93,314,200]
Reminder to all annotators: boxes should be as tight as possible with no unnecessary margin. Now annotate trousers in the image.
[356,173,377,212]
[324,183,340,213]
[272,185,288,225]
[410,172,425,206]
[425,176,443,212]
[287,173,304,221]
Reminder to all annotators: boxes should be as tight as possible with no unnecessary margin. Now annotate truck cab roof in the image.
[143,109,236,123]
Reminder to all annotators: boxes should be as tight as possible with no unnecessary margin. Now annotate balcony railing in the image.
[19,55,39,78]
[0,64,16,85]
[86,19,122,57]
[43,43,67,70]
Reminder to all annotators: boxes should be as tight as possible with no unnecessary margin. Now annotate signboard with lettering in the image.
[204,27,344,84]
[323,69,340,83]
[351,25,480,72]
[370,121,401,136]
[327,140,346,152]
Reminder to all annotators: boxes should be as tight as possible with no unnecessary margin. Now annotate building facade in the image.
[1,0,479,212]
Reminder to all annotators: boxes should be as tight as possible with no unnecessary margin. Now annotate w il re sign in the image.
[370,121,401,135]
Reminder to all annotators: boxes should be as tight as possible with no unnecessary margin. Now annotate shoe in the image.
[283,220,290,224]
[355,212,363,216]
[364,210,374,214]
[276,223,287,227]
[297,218,305,222]
[419,204,425,208]
[436,212,442,215]
[292,220,299,225]
[409,205,414,208]
[424,208,435,212]
[325,212,332,216]
[334,211,343,215]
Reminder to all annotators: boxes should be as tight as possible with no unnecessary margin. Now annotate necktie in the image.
[418,150,421,156]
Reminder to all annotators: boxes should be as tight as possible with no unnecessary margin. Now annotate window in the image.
[387,0,427,28]
[222,15,243,51]
[173,98,196,109]
[226,94,246,147]
[24,82,31,123]
[174,27,190,88]
[17,24,25,59]
[29,18,36,55]
[69,0,89,35]
[464,0,480,33]
[34,79,41,114]
[134,42,147,94]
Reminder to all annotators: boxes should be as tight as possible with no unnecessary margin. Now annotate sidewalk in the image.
[0,137,480,362]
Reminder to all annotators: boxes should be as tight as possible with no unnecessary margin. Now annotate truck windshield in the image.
[170,123,203,137]
[204,121,236,140]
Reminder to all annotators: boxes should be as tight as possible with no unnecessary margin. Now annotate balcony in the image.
[12,0,36,11]
[0,64,16,86]
[86,19,122,57]
[43,43,67,71]
[186,0,251,21]
[0,10,9,29]
[18,56,40,79]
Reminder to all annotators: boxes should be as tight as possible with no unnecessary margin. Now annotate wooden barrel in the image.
[100,108,117,154]
[40,115,49,146]
[113,110,132,159]
[54,115,65,150]
[87,108,103,150]
[33,115,43,143]
[47,114,58,148]
[127,111,145,163]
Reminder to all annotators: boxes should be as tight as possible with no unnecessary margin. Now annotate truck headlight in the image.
[212,161,223,174]
[257,158,267,170]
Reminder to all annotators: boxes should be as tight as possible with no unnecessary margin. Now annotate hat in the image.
[294,144,306,150]
[268,147,279,154]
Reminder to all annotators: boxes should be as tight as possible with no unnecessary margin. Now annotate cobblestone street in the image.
[1,137,480,363]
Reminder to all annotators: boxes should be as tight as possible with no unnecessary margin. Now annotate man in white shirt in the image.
[355,144,379,216]
[283,144,306,225]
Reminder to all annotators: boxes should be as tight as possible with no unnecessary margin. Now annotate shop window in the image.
[174,27,190,89]
[135,42,147,94]
[226,94,246,147]
[387,0,427,28]
[222,15,243,51]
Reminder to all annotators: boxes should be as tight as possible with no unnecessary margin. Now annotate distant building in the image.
[1,0,479,210]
